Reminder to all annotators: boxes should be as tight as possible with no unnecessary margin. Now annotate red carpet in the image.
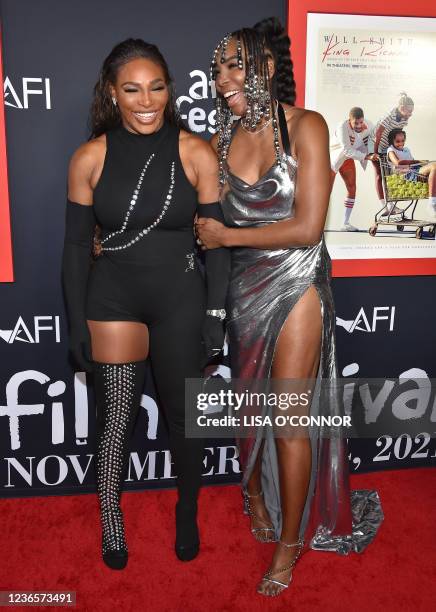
[2,468,435,612]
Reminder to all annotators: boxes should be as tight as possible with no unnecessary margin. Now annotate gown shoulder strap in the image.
[277,103,291,157]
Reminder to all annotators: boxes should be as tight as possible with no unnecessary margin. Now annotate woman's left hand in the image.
[195,217,228,249]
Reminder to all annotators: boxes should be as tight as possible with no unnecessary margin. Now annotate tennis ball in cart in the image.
[386,173,428,198]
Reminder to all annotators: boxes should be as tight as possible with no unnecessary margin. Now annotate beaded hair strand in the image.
[211,28,281,186]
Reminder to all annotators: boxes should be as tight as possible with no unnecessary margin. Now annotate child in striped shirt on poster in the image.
[372,93,414,216]
[386,128,436,219]
[330,107,378,231]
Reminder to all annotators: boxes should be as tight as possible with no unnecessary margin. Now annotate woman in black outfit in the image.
[62,39,229,569]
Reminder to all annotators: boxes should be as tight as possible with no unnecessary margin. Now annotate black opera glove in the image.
[69,322,93,374]
[62,199,96,372]
[201,312,226,366]
[197,202,231,365]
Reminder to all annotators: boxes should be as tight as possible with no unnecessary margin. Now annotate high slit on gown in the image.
[221,104,383,554]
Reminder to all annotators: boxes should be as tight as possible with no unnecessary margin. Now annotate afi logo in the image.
[4,77,52,109]
[336,306,395,333]
[0,316,60,344]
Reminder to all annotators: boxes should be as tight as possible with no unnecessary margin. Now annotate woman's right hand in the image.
[195,217,229,249]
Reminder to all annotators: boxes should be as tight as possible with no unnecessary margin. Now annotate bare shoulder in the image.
[287,107,327,129]
[179,129,217,164]
[69,135,106,175]
[68,135,107,202]
[293,109,329,142]
[281,104,327,127]
[179,130,218,197]
[180,130,214,154]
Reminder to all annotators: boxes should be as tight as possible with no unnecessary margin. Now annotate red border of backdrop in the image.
[0,23,13,283]
[288,0,436,278]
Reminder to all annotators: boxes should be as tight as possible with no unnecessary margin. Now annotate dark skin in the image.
[68,57,219,363]
[196,38,328,596]
[331,159,357,199]
[198,106,331,248]
[388,132,436,197]
[372,104,414,200]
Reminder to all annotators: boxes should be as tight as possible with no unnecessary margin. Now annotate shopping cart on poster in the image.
[369,158,436,239]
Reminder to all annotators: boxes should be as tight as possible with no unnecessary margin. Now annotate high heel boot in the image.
[94,361,147,569]
[169,429,204,561]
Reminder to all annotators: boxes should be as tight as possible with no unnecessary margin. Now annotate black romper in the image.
[86,121,205,432]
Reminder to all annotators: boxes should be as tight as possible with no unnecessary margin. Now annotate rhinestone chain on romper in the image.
[101,154,176,251]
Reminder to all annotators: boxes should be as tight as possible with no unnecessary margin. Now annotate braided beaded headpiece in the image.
[210,29,283,186]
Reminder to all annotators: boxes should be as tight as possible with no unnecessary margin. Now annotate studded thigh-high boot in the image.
[94,361,147,570]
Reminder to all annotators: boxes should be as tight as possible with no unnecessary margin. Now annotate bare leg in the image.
[339,162,356,199]
[339,161,357,227]
[429,168,436,197]
[418,162,436,196]
[244,440,275,542]
[372,159,384,200]
[330,165,357,199]
[88,320,149,363]
[246,444,263,496]
[258,286,322,596]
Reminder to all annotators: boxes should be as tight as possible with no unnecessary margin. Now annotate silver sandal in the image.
[242,490,276,543]
[260,538,304,596]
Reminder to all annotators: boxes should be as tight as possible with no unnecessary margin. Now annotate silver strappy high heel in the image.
[259,538,304,596]
[242,490,276,543]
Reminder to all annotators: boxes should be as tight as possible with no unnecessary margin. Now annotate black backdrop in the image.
[0,0,435,498]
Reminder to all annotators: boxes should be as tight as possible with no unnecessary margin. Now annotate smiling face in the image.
[214,35,275,121]
[214,37,248,117]
[350,116,365,132]
[398,104,414,120]
[393,132,406,149]
[109,57,169,134]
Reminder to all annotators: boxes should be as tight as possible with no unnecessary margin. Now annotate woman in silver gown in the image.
[196,19,383,597]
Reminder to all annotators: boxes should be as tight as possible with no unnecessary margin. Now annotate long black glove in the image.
[197,202,231,365]
[62,199,96,372]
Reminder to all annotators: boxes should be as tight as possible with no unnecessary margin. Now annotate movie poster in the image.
[306,14,436,268]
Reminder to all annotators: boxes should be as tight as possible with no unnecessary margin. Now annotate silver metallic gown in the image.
[221,145,383,554]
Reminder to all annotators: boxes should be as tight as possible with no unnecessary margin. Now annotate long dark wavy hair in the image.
[89,38,182,138]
